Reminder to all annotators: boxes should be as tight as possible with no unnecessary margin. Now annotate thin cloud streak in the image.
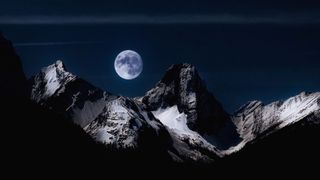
[1,14,320,25]
[14,41,103,47]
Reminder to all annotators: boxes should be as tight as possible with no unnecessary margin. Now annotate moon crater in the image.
[114,50,143,80]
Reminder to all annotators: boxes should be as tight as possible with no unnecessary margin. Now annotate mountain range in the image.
[28,58,320,163]
[2,33,320,174]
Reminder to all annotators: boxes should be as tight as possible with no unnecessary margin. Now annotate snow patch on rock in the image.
[152,105,192,135]
[152,105,221,157]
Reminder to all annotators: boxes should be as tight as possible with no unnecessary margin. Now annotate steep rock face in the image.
[142,63,229,134]
[142,63,241,157]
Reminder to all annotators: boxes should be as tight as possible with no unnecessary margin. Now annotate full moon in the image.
[114,50,143,80]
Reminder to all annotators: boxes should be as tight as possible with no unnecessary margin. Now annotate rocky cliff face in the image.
[142,63,230,134]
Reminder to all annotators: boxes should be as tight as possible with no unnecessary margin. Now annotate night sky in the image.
[1,0,320,112]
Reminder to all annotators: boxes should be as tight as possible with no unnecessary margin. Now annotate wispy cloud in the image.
[14,41,103,47]
[1,14,320,25]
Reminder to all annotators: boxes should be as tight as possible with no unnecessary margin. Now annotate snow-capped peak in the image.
[54,60,66,71]
[31,60,76,102]
[31,60,112,127]
[42,60,68,76]
[42,60,71,95]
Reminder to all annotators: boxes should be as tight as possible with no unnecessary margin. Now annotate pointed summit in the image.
[42,60,68,75]
[31,60,76,102]
[142,63,229,134]
[158,63,197,85]
[54,60,67,71]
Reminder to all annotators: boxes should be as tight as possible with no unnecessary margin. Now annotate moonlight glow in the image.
[114,50,143,80]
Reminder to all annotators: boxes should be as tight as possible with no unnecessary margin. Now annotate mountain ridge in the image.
[29,60,320,162]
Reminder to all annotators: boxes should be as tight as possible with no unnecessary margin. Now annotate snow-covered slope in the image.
[229,91,320,154]
[30,61,169,149]
[84,96,166,148]
[152,105,189,134]
[152,105,221,160]
[31,60,112,127]
[31,60,76,102]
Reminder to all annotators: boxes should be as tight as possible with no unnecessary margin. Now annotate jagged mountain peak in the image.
[158,63,197,84]
[142,63,203,110]
[41,60,69,74]
[31,61,111,127]
[53,60,66,71]
[143,63,230,135]
[31,60,76,102]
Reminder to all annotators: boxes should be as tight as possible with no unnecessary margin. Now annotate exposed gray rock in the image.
[142,63,229,134]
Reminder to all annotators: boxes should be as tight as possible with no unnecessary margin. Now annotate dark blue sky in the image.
[1,0,320,112]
